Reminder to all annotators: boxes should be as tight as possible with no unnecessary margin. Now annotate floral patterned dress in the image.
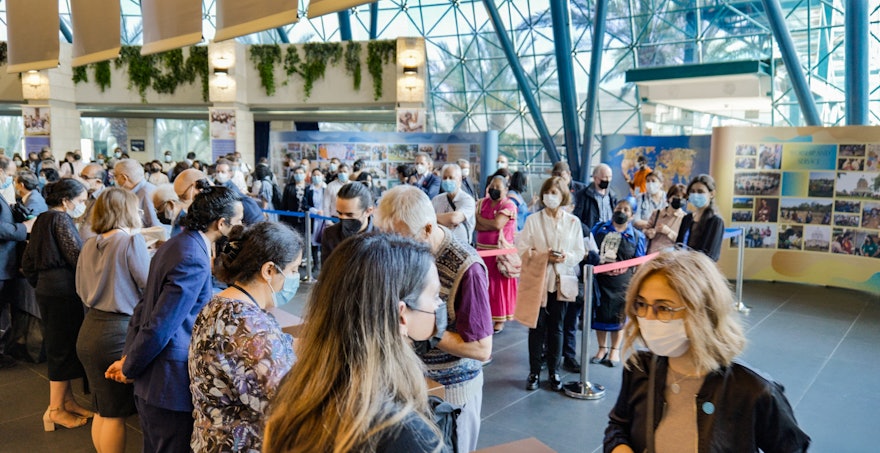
[188,296,296,453]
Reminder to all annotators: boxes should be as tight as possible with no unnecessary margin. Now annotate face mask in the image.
[269,265,300,307]
[646,181,661,194]
[69,202,87,219]
[461,168,470,178]
[639,318,690,357]
[488,188,502,201]
[598,180,610,190]
[0,178,11,190]
[415,164,427,175]
[670,197,682,210]
[114,152,122,159]
[329,164,338,173]
[689,193,709,209]
[613,211,629,225]
[496,161,507,169]
[312,175,323,186]
[294,173,305,183]
[214,172,230,184]
[340,218,363,238]
[164,155,172,162]
[337,173,349,183]
[38,176,48,186]
[441,179,457,194]
[543,193,561,209]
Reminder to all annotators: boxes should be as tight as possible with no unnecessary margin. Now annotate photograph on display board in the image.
[862,203,880,229]
[838,158,864,171]
[734,172,781,196]
[23,106,50,136]
[355,143,372,158]
[757,144,783,169]
[735,157,756,169]
[830,228,878,256]
[754,197,779,222]
[372,144,388,160]
[210,109,236,140]
[732,197,754,210]
[803,225,831,252]
[779,198,832,225]
[834,214,861,227]
[397,108,425,132]
[856,232,880,257]
[866,145,880,171]
[301,143,318,160]
[732,211,753,222]
[777,224,804,250]
[736,144,757,156]
[839,144,866,157]
[601,135,712,197]
[808,171,835,197]
[730,224,777,248]
[835,200,861,213]
[835,172,880,200]
[388,144,418,161]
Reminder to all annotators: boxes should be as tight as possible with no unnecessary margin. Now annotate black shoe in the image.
[563,358,581,373]
[589,347,609,364]
[526,373,540,391]
[601,348,620,368]
[548,373,563,391]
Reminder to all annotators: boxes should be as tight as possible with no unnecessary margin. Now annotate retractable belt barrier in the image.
[263,209,340,282]
[722,228,748,314]
[476,248,518,258]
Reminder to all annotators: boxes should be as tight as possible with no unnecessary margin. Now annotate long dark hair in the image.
[180,185,240,232]
[215,222,304,284]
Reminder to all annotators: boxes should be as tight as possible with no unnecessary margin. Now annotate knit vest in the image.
[420,226,486,402]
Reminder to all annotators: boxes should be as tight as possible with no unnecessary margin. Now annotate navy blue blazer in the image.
[0,194,28,280]
[24,190,48,217]
[122,229,213,412]
[419,173,441,199]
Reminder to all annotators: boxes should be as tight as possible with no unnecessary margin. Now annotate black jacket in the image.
[0,194,28,280]
[605,351,810,453]
[572,183,618,237]
[676,211,725,261]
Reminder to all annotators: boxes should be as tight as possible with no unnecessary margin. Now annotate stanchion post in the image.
[304,212,314,282]
[736,227,749,314]
[563,264,606,400]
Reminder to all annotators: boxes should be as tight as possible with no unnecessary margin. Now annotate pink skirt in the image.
[484,255,518,322]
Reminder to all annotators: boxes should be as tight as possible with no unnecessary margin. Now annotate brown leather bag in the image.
[514,249,549,328]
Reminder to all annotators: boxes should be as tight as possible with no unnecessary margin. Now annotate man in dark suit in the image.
[14,171,48,217]
[321,182,374,260]
[215,158,264,225]
[0,190,31,367]
[414,152,441,199]
[106,187,243,453]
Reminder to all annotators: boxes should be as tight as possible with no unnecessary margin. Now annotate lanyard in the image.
[230,283,259,306]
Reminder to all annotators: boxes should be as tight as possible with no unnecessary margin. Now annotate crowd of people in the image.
[0,146,810,452]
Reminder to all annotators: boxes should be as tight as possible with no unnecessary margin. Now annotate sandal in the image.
[42,408,87,431]
[602,347,621,368]
[589,346,609,364]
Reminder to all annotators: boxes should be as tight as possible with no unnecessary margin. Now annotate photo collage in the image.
[729,143,880,258]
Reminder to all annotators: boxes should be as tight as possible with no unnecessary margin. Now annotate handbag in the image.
[556,273,579,302]
[496,235,521,278]
[515,249,548,328]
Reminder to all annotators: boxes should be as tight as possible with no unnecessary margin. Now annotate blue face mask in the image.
[337,173,349,183]
[689,193,709,209]
[293,173,305,182]
[38,176,48,186]
[441,179,457,194]
[271,264,300,307]
[0,178,11,190]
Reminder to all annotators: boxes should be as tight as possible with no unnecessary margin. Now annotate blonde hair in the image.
[374,184,437,238]
[263,234,440,453]
[90,188,142,234]
[622,250,746,374]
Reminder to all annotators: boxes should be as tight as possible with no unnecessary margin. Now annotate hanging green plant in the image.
[250,44,282,96]
[367,40,396,100]
[283,46,302,81]
[72,65,88,84]
[301,42,342,99]
[344,41,362,91]
[116,46,156,100]
[93,60,112,92]
[0,42,7,66]
[152,48,186,94]
[186,46,210,102]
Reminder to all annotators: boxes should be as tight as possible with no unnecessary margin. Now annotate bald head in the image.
[114,159,145,189]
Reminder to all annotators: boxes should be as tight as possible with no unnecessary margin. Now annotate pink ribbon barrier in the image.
[592,252,658,275]
[477,248,518,258]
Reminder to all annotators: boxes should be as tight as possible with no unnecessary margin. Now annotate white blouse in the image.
[516,209,586,292]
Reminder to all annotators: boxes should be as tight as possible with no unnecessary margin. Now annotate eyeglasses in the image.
[634,300,686,322]
[407,296,443,315]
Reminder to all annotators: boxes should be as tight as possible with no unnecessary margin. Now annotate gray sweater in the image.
[75,231,150,315]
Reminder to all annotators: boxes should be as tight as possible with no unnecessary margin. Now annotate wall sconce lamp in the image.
[403,66,418,76]
[212,68,230,90]
[24,70,41,88]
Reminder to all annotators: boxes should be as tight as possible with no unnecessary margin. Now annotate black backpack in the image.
[428,395,461,453]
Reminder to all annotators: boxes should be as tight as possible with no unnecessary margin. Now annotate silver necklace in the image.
[668,367,700,394]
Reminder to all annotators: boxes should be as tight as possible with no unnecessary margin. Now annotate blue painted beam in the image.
[482,0,561,164]
[549,0,581,178]
[760,0,821,126]
[338,10,353,41]
[370,3,379,40]
[275,27,290,44]
[817,1,832,80]
[60,19,73,44]
[579,0,608,182]
[845,0,868,125]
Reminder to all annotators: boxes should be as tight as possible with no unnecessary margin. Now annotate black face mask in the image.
[613,211,629,225]
[598,180,610,190]
[340,218,364,238]
[670,197,682,210]
[488,189,502,201]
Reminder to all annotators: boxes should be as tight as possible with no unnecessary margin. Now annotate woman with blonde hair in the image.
[605,250,810,452]
[75,188,149,452]
[263,233,447,453]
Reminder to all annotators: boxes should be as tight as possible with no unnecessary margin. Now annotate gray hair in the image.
[456,158,470,168]
[114,158,145,183]
[592,163,612,177]
[440,163,462,180]
[375,185,437,238]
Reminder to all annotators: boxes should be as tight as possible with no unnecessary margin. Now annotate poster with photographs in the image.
[730,141,880,259]
[397,108,425,132]
[23,105,51,136]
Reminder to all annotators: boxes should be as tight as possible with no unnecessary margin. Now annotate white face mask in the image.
[639,318,690,357]
[461,168,470,178]
[646,181,661,195]
[69,202,87,219]
[497,161,507,169]
[415,164,427,175]
[542,193,561,209]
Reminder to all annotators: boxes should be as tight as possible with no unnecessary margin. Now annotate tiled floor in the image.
[1,281,877,452]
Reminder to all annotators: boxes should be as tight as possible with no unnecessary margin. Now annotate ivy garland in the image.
[301,42,342,99]
[186,46,210,102]
[283,46,302,79]
[344,41,362,91]
[72,65,88,84]
[367,40,397,100]
[93,61,112,92]
[249,45,283,96]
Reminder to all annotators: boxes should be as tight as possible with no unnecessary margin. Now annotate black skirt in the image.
[35,268,85,381]
[76,309,136,417]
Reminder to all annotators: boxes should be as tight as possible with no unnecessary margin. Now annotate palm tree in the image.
[156,119,210,161]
